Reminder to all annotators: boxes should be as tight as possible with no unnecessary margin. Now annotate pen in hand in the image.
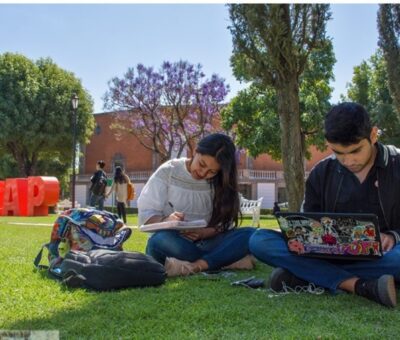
[168,201,184,221]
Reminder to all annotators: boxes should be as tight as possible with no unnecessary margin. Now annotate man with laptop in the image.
[249,102,400,307]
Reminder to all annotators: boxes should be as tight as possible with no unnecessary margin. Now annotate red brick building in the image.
[76,111,331,208]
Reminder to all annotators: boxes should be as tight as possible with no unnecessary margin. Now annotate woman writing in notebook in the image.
[138,133,256,277]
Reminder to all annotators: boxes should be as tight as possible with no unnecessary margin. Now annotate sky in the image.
[0,3,379,113]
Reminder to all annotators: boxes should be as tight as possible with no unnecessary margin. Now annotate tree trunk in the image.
[276,78,305,211]
[14,150,35,177]
[15,154,29,177]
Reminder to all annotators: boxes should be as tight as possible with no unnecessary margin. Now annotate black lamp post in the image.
[71,93,79,208]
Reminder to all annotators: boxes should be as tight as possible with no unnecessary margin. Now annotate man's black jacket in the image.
[304,142,400,244]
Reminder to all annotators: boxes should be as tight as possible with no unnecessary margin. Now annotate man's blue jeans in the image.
[249,229,400,293]
[146,227,256,270]
[89,193,105,211]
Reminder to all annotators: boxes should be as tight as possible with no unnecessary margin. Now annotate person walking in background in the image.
[89,160,107,210]
[106,166,131,224]
[138,133,256,277]
[272,202,281,216]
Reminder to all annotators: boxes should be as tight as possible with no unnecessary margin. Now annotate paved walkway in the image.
[5,222,53,226]
[2,221,139,228]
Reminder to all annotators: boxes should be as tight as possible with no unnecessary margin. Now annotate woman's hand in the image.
[145,211,185,225]
[180,227,218,241]
[163,211,185,222]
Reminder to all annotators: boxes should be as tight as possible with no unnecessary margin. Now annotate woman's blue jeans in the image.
[249,229,400,293]
[146,227,256,270]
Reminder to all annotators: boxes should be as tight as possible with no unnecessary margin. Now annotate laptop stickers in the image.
[276,212,383,260]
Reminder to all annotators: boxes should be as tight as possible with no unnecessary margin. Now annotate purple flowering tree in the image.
[103,61,229,163]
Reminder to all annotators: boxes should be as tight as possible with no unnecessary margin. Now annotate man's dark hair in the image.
[97,160,105,169]
[324,102,372,145]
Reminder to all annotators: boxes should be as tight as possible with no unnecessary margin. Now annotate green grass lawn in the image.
[0,214,399,339]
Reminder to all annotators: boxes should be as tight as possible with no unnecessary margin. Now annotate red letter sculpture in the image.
[1,176,59,216]
[3,178,28,216]
[27,176,60,216]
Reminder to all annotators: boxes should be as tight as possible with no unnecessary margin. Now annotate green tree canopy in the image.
[344,50,400,146]
[228,4,333,210]
[0,53,94,177]
[222,40,334,160]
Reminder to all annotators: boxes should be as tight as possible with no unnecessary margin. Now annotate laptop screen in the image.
[276,212,383,260]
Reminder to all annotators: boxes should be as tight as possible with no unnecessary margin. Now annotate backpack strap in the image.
[62,270,87,288]
[387,145,400,156]
[34,243,50,270]
[382,145,400,166]
[34,216,76,271]
[34,243,65,279]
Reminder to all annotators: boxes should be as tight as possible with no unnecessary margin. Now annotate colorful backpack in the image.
[34,208,132,276]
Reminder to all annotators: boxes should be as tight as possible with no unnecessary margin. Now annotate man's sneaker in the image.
[267,267,309,292]
[164,257,194,277]
[355,275,397,308]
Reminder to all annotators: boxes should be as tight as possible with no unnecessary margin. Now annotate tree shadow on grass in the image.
[6,263,400,339]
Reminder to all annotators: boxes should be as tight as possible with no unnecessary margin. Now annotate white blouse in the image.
[138,158,214,225]
[107,175,129,203]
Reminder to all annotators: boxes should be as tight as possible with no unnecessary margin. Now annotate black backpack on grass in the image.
[34,208,166,290]
[61,249,166,291]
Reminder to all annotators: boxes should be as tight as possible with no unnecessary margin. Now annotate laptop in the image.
[275,212,383,260]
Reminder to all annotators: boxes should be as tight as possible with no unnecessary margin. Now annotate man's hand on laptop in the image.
[381,233,395,252]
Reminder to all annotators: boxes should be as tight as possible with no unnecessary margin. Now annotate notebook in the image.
[139,219,207,232]
[275,212,383,260]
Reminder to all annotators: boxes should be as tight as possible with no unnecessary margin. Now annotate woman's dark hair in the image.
[195,133,241,231]
[324,102,372,145]
[114,166,127,184]
[97,160,105,169]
